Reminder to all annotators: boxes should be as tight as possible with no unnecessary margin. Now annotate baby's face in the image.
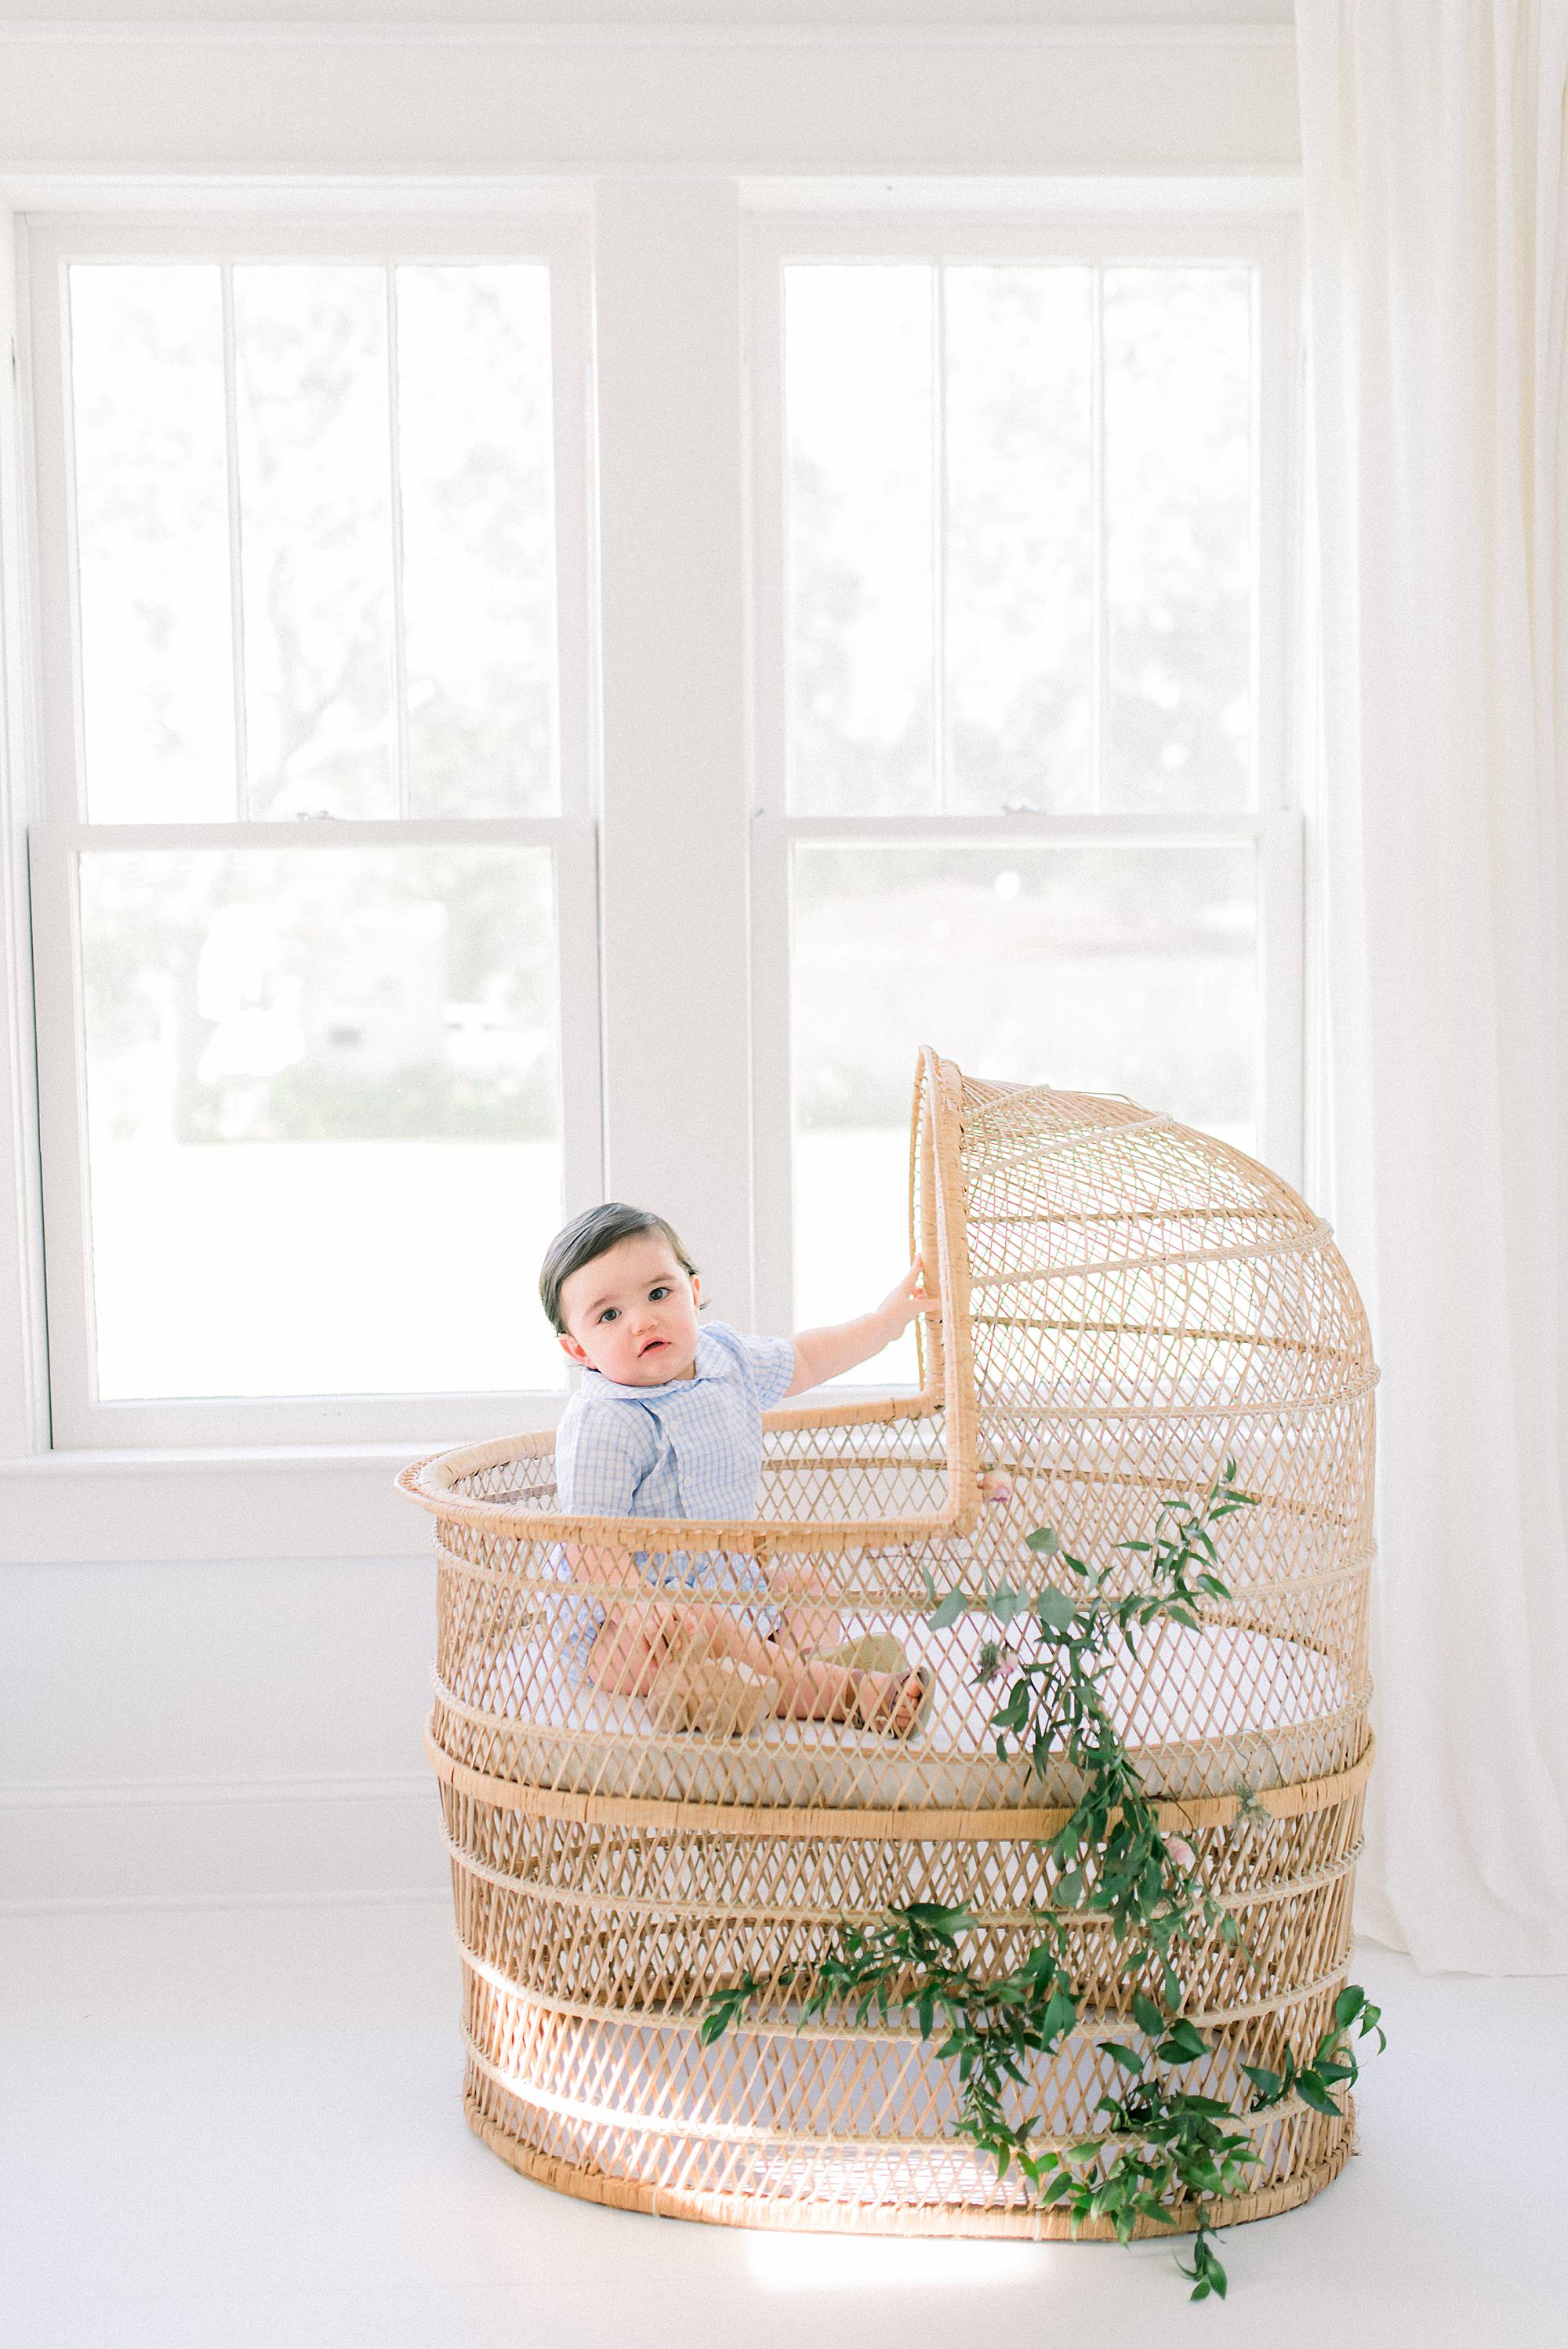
[557,1233,702,1385]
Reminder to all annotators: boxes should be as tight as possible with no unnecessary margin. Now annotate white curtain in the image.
[1297,0,1568,1970]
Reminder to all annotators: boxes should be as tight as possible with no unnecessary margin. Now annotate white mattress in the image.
[439,1612,1363,1808]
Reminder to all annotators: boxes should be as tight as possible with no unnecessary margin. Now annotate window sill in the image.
[0,1443,463,1565]
[0,1385,920,1566]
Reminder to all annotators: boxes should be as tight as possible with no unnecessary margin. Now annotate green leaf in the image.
[1025,1526,1061,1554]
[1241,2062,1283,2100]
[1036,1587,1078,1634]
[1295,2072,1342,2117]
[1101,2040,1144,2075]
[903,1902,973,1939]
[1333,1985,1367,2029]
[1039,1988,1078,2043]
[927,1589,971,1629]
[1131,1991,1166,2037]
[1156,2018,1208,2064]
[699,1976,757,2044]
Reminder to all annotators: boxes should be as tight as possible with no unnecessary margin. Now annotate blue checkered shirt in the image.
[551,1322,797,1676]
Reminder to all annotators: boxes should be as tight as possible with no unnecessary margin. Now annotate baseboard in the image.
[0,1770,448,1912]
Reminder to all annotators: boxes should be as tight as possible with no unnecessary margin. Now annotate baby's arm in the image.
[784,1262,935,1397]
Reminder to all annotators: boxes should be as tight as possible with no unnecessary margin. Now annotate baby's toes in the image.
[891,1671,927,1735]
[866,1668,927,1737]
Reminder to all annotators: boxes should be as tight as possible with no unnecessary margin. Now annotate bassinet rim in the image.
[395,1388,979,1551]
[423,1723,1374,1838]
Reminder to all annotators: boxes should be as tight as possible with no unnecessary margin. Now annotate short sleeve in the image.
[735,1329,797,1413]
[554,1393,657,1517]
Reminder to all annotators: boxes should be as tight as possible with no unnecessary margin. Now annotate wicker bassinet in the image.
[398,1050,1376,2238]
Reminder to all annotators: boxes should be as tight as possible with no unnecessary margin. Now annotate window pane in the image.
[69,265,236,822]
[1104,267,1254,811]
[67,256,567,830]
[945,266,1094,812]
[786,265,934,813]
[397,263,559,816]
[77,845,564,1398]
[234,266,397,819]
[791,842,1260,1368]
[780,257,1258,818]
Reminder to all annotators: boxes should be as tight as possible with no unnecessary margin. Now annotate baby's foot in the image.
[649,1652,778,1737]
[853,1667,931,1738]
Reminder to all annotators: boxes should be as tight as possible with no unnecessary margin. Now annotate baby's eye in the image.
[597,1306,620,1323]
[648,1285,670,1301]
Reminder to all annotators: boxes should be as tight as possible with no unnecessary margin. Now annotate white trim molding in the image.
[0,24,1298,53]
[0,1445,465,1561]
[0,1768,446,1912]
[0,24,1301,178]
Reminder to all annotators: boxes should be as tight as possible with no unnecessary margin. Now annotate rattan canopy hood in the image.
[399,1050,1377,2236]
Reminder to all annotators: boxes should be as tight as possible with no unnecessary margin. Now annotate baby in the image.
[542,1201,933,1737]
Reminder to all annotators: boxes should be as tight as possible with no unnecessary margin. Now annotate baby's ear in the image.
[557,1329,590,1367]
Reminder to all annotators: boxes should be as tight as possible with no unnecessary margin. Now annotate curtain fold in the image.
[1297,0,1568,1970]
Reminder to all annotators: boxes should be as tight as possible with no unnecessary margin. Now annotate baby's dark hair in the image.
[539,1202,698,1334]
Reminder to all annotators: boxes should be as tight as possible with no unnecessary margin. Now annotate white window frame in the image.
[21,207,603,1448]
[742,206,1305,1340]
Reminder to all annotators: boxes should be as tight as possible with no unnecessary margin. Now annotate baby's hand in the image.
[879,1261,937,1338]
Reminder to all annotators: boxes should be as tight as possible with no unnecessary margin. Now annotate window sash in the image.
[743,209,1304,1342]
[745,210,1298,827]
[23,209,601,1444]
[30,817,601,1448]
[26,214,596,830]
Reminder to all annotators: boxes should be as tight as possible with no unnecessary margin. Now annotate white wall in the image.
[0,1556,445,1906]
[0,11,1301,1909]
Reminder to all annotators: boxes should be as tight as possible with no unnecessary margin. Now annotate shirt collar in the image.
[581,1323,734,1404]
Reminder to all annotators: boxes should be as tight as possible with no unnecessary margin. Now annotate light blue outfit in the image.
[552,1321,797,1680]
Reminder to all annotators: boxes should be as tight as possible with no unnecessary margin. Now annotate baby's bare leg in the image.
[584,1599,685,1697]
[567,1542,686,1699]
[676,1596,925,1734]
[586,1594,781,1700]
[766,1559,844,1657]
[768,1657,927,1734]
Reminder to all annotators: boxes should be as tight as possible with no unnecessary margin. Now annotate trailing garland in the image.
[702,1462,1385,2300]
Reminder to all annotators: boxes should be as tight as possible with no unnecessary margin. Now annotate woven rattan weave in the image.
[400,1050,1377,2236]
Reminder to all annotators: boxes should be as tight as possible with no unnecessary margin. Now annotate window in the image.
[746,215,1302,1374]
[25,216,598,1445]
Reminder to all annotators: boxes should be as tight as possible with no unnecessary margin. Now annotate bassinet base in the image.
[462,2089,1355,2240]
[437,1747,1367,2244]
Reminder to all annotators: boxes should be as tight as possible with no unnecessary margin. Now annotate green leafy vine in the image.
[701,1462,1386,2300]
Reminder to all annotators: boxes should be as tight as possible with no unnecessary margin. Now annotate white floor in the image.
[1,1903,1563,2349]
